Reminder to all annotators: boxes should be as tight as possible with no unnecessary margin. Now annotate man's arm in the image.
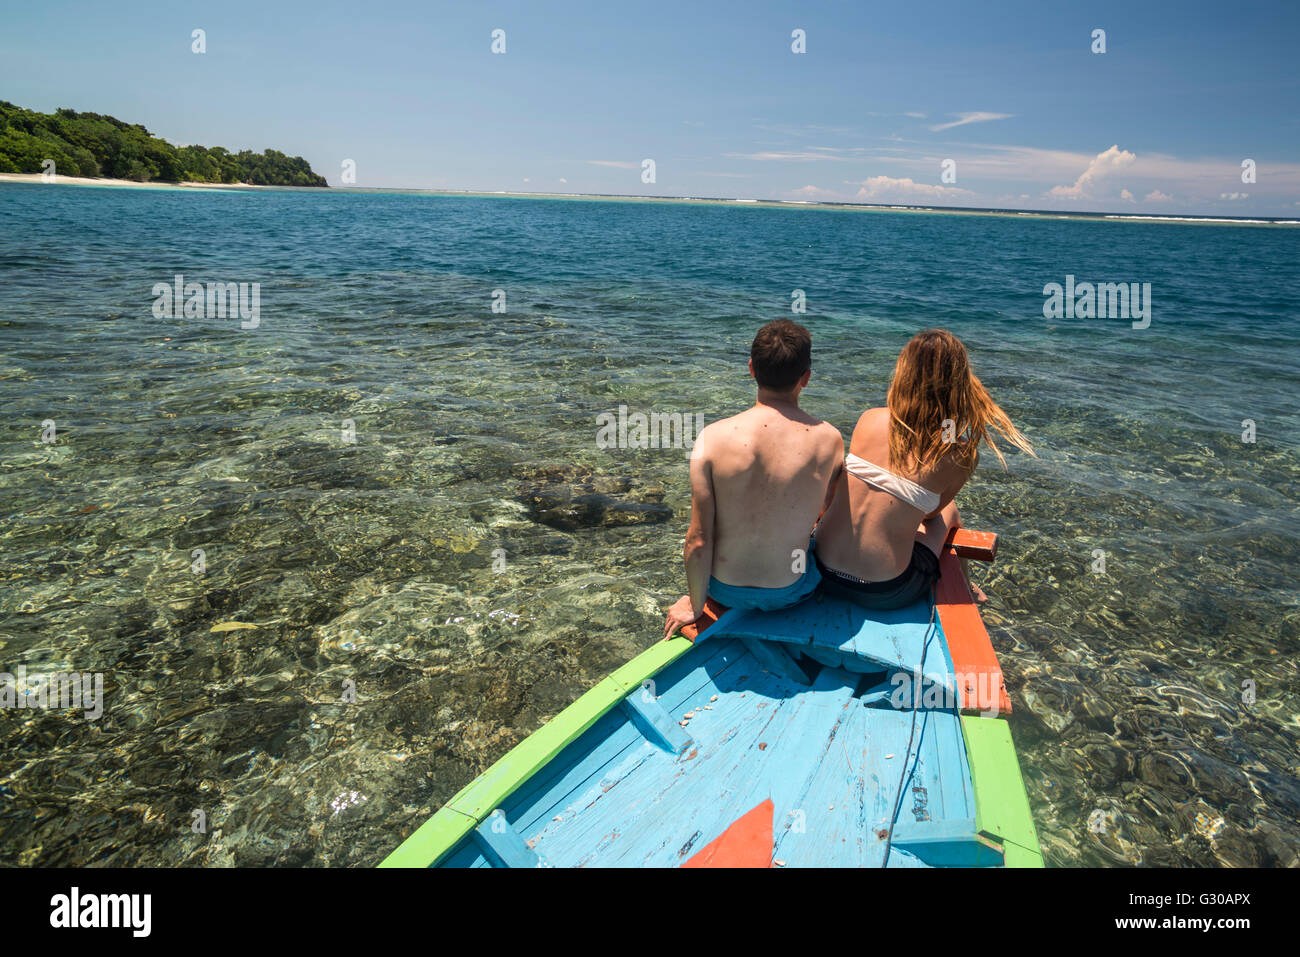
[682,442,716,618]
[817,425,846,523]
[663,438,717,639]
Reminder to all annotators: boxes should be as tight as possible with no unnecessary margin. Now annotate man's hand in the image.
[663,594,699,639]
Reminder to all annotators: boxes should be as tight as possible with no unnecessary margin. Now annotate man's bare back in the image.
[695,402,843,587]
[663,318,843,638]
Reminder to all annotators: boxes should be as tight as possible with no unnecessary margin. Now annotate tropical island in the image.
[0,100,327,187]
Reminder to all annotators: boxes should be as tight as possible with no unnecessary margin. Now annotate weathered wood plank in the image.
[510,637,749,839]
[535,659,812,866]
[950,528,998,561]
[675,667,862,868]
[771,689,875,867]
[935,547,1010,715]
[472,813,546,868]
[381,633,701,866]
[621,690,693,755]
[682,799,774,868]
[740,636,812,685]
[960,714,1044,867]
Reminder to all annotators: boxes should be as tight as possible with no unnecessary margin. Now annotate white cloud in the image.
[559,178,567,183]
[725,136,1299,211]
[1219,192,1249,200]
[787,184,841,200]
[726,151,854,162]
[782,178,975,204]
[903,112,927,119]
[587,160,639,169]
[1046,144,1137,199]
[929,112,1014,132]
[849,175,976,201]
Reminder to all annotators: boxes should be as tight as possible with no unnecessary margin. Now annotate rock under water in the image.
[513,464,673,531]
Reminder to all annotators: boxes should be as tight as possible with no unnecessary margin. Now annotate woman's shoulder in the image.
[854,406,890,430]
[848,407,891,458]
[933,441,976,489]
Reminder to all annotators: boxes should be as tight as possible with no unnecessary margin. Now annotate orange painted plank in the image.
[680,598,729,642]
[950,528,998,561]
[935,546,1011,716]
[682,799,774,868]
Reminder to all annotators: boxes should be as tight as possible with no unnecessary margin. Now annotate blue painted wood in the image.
[620,689,693,755]
[440,839,489,868]
[507,637,749,839]
[532,652,833,866]
[708,594,956,696]
[740,635,811,685]
[671,665,863,869]
[885,846,928,868]
[771,686,877,866]
[432,596,1003,868]
[889,815,1003,867]
[471,813,545,868]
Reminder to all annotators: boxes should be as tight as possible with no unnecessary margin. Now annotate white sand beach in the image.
[0,172,274,191]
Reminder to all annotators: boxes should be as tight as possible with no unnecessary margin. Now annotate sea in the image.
[1,181,1297,866]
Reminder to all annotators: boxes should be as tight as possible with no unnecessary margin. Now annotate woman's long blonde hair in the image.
[886,329,1035,471]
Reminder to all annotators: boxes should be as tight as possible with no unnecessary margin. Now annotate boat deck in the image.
[440,623,991,867]
[382,530,1041,868]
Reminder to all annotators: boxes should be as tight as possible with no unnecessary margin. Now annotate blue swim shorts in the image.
[707,541,821,612]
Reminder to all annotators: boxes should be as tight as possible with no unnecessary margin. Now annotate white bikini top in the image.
[844,453,941,514]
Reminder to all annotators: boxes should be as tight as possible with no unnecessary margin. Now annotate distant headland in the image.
[0,100,327,187]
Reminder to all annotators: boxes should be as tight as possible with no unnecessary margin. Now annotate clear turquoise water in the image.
[1,182,1297,866]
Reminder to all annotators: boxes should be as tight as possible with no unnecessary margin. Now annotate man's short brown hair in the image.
[750,319,811,390]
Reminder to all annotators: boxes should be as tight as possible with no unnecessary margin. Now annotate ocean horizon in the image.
[7,174,1298,226]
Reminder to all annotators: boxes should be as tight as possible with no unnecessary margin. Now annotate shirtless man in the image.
[663,319,845,638]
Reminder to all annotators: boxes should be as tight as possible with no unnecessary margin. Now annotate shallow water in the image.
[0,182,1297,866]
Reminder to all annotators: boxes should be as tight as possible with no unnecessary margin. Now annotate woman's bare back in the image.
[815,407,971,581]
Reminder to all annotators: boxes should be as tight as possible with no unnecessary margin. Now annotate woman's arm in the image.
[923,446,977,520]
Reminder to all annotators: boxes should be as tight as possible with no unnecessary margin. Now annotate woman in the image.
[814,329,1034,609]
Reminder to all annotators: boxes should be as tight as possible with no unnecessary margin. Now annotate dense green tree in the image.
[0,100,328,187]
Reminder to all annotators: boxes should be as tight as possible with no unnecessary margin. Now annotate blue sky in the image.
[3,0,1298,214]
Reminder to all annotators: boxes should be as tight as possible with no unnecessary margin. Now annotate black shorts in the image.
[814,542,941,610]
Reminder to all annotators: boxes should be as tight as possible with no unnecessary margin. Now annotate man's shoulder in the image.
[812,418,846,461]
[813,416,846,437]
[695,413,739,445]
[694,408,777,460]
[690,415,739,462]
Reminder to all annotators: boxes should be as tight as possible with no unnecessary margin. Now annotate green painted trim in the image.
[379,635,696,867]
[377,807,477,869]
[1001,841,1045,868]
[960,714,1044,868]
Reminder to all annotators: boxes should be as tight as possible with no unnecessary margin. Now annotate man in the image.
[664,319,845,638]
